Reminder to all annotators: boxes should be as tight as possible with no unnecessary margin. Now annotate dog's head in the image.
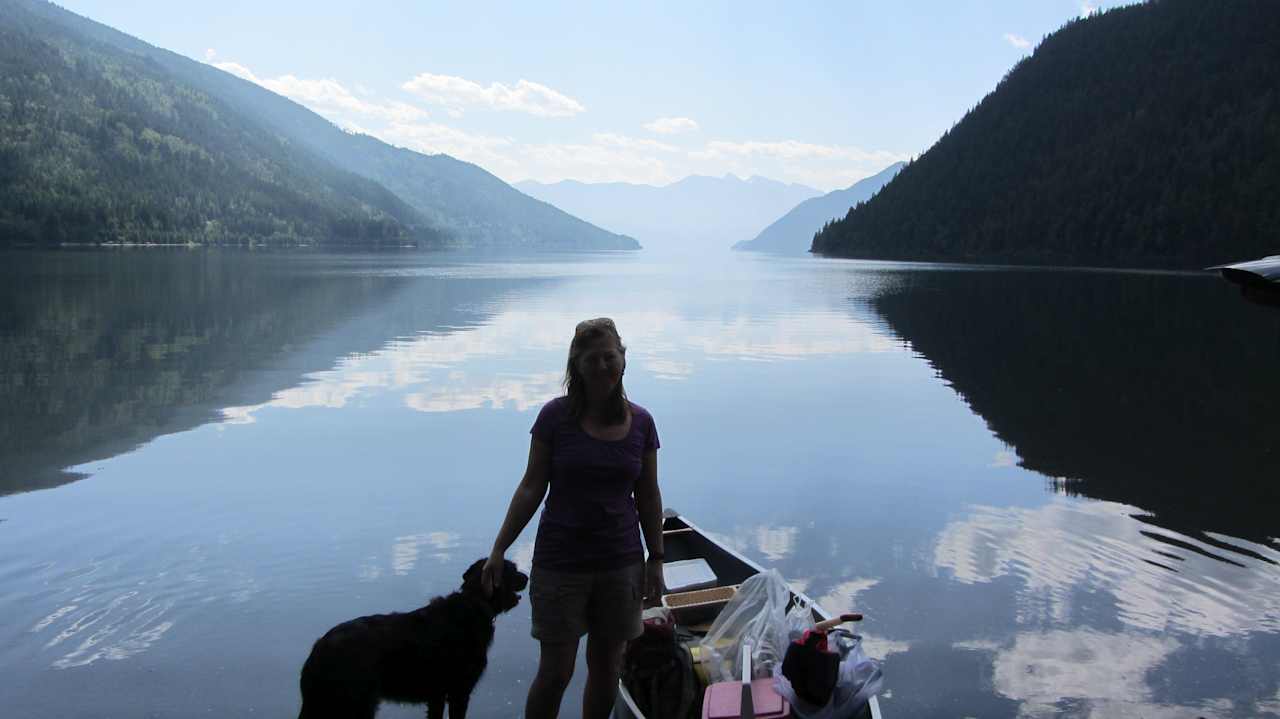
[462,558,529,616]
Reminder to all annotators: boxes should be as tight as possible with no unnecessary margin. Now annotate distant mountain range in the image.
[0,0,636,250]
[516,175,820,253]
[734,162,904,254]
[812,0,1280,269]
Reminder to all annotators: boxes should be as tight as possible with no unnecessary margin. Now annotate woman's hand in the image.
[643,557,665,607]
[481,551,504,597]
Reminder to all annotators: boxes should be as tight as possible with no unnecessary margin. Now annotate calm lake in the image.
[1,249,1278,718]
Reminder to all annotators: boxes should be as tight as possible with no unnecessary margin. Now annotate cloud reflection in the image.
[217,304,896,424]
[404,372,563,413]
[755,525,799,562]
[934,499,1280,637]
[969,629,1185,717]
[391,532,461,575]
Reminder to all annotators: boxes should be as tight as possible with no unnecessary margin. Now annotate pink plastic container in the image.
[701,678,790,719]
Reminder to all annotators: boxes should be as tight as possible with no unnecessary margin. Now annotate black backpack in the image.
[622,619,701,719]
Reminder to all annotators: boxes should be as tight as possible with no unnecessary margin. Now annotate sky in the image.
[57,0,1129,191]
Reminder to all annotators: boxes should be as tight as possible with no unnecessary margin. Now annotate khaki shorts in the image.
[529,562,644,642]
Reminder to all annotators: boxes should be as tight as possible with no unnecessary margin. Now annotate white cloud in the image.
[198,53,905,192]
[401,72,585,118]
[265,76,429,123]
[1003,33,1031,49]
[592,132,679,153]
[202,55,525,172]
[208,59,259,83]
[1081,2,1099,18]
[644,116,700,135]
[204,52,429,124]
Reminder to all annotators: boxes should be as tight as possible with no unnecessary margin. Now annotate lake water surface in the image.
[1,249,1278,718]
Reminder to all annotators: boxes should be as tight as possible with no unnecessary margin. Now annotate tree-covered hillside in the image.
[0,0,440,247]
[813,0,1280,269]
[12,0,638,251]
[734,162,903,255]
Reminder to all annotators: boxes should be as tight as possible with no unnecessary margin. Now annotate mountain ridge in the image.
[0,0,438,247]
[812,0,1280,269]
[3,0,637,250]
[734,162,905,254]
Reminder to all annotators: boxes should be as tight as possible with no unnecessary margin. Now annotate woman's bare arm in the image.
[634,449,664,602]
[634,449,663,556]
[482,438,551,594]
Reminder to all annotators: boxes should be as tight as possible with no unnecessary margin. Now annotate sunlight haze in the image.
[53,0,1119,190]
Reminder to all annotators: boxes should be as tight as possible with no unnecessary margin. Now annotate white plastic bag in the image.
[696,569,793,682]
[772,629,884,719]
[785,595,816,637]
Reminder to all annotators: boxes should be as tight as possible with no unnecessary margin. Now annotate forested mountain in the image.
[0,0,436,247]
[516,174,819,253]
[6,0,636,251]
[813,0,1280,269]
[734,162,903,254]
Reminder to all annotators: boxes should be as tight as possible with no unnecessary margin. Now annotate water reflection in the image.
[0,251,544,495]
[934,499,1280,637]
[21,546,262,670]
[217,299,897,423]
[869,268,1280,546]
[390,532,462,575]
[5,253,1279,717]
[980,629,1184,717]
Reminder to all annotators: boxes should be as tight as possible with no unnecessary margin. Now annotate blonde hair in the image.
[564,317,628,422]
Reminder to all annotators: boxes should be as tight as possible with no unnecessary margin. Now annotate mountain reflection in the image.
[0,251,542,496]
[868,268,1280,548]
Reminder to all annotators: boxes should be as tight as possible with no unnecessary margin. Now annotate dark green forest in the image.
[813,0,1280,269]
[0,1,449,247]
[1,0,638,251]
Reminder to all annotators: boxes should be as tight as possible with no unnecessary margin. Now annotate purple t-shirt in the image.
[530,396,660,572]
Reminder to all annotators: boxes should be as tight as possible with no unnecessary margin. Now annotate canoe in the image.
[1209,255,1280,286]
[1208,255,1280,306]
[613,510,884,719]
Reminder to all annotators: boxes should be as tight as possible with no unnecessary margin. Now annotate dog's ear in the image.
[461,558,487,592]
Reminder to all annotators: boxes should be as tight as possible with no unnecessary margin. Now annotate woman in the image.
[482,317,664,719]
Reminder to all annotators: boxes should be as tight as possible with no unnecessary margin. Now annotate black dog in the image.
[299,558,528,719]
